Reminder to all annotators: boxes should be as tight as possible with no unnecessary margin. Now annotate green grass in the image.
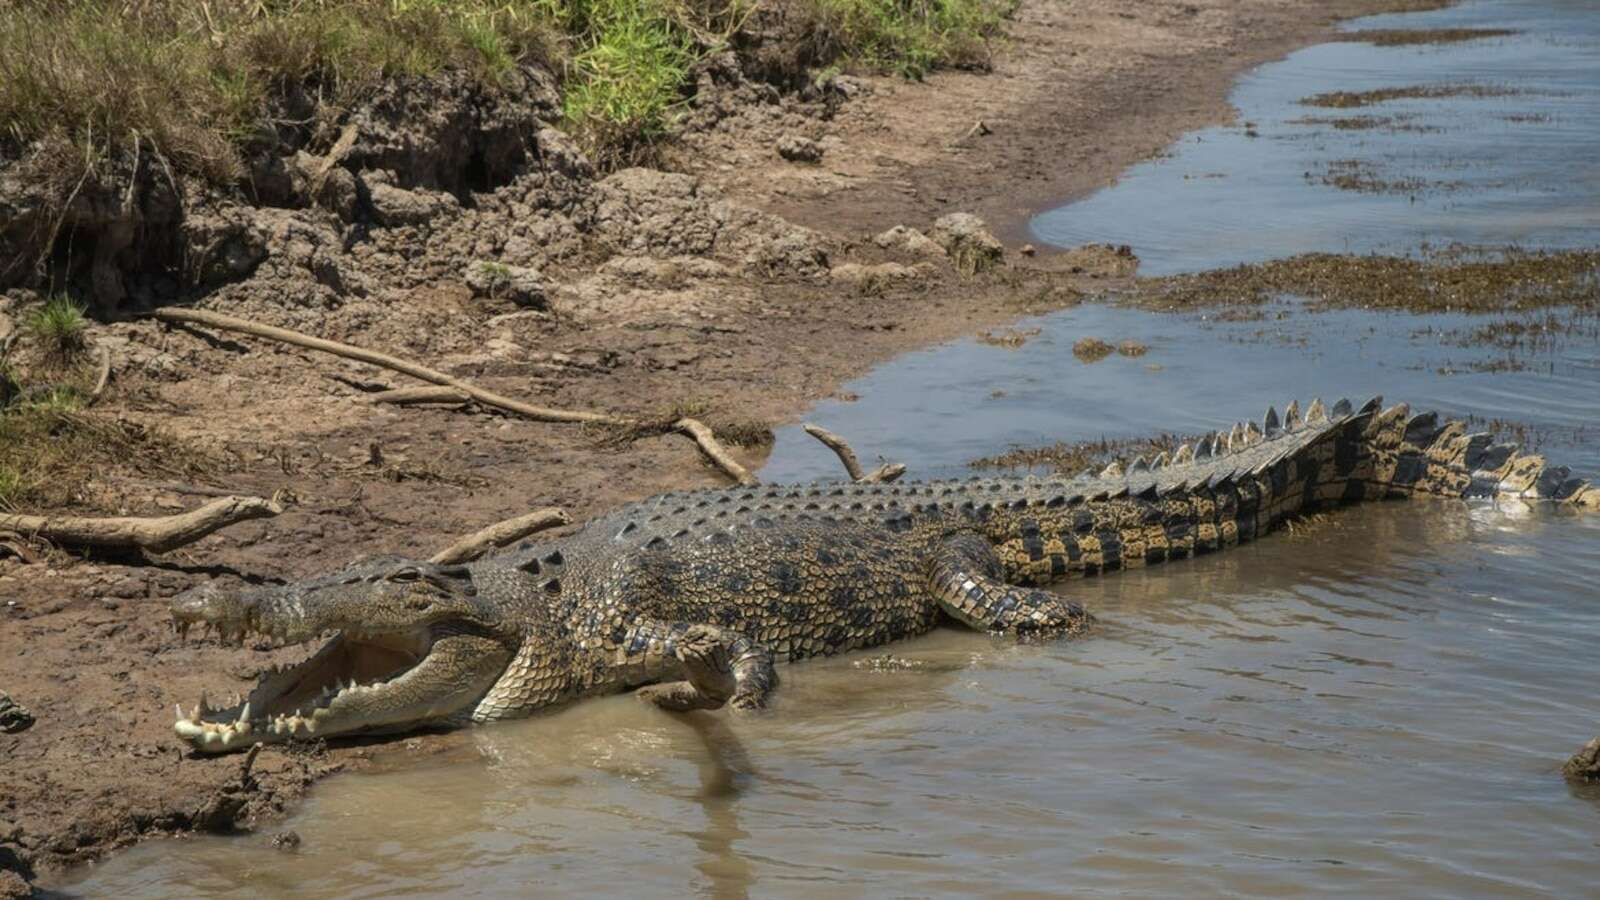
[808,0,1013,79]
[0,1,562,187]
[24,296,89,361]
[0,0,1012,189]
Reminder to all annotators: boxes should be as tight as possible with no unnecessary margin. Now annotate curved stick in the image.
[430,507,570,564]
[0,495,286,553]
[802,424,905,483]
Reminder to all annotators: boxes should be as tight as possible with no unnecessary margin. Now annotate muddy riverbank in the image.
[0,0,1513,893]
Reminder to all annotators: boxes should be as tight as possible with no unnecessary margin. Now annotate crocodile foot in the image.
[638,625,736,712]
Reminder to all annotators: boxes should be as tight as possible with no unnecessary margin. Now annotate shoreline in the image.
[1,0,1456,893]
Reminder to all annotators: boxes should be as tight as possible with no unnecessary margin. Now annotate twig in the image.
[153,307,624,425]
[149,308,757,485]
[0,495,285,554]
[802,424,905,483]
[430,507,570,565]
[676,417,758,486]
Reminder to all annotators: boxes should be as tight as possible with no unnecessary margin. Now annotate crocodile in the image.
[170,397,1597,753]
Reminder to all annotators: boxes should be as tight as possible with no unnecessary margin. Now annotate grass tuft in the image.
[806,0,1013,79]
[24,296,89,362]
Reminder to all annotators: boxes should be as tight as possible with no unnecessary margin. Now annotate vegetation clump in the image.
[1300,83,1519,109]
[1142,248,1600,314]
[0,0,1014,181]
[23,296,89,362]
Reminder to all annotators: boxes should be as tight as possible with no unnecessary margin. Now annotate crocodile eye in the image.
[388,567,423,584]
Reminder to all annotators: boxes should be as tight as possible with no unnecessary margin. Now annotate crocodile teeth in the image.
[1306,398,1328,425]
[1332,397,1354,418]
[238,702,251,723]
[1284,400,1301,430]
[1228,423,1244,450]
[1172,444,1195,465]
[199,690,213,715]
[1099,460,1124,478]
[1245,421,1263,444]
[1263,406,1280,437]
[1129,456,1150,473]
[1151,451,1170,469]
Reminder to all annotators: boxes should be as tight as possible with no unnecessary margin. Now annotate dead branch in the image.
[802,424,905,483]
[368,386,472,406]
[430,507,571,565]
[863,462,906,483]
[676,417,758,486]
[151,308,624,426]
[150,307,757,485]
[0,495,285,554]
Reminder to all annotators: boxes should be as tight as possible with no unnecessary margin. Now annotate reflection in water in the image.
[57,0,1600,896]
[682,716,755,900]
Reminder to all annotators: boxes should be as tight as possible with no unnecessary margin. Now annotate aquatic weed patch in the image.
[1142,249,1600,314]
[1300,83,1520,109]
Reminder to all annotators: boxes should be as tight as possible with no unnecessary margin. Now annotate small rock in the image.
[1564,736,1600,782]
[777,135,824,163]
[872,226,946,259]
[1020,243,1037,256]
[465,262,546,309]
[272,830,302,852]
[1117,340,1149,358]
[930,212,1004,275]
[1072,337,1115,363]
[366,182,455,228]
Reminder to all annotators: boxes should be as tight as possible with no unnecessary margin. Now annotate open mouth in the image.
[173,626,432,753]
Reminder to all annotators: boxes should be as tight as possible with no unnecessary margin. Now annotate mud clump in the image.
[930,212,1004,276]
[1072,337,1115,363]
[1564,737,1600,783]
[777,135,824,163]
[1116,340,1148,357]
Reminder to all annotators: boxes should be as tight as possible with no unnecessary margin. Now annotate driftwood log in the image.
[430,507,570,565]
[0,495,285,553]
[150,308,758,486]
[803,424,906,483]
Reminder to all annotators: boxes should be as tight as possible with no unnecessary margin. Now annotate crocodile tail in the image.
[1338,398,1597,507]
[1280,395,1593,509]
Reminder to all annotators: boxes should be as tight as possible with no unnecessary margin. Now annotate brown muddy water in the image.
[58,0,1600,896]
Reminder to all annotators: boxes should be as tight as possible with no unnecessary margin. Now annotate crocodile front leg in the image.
[638,624,737,711]
[622,620,777,712]
[930,533,1093,637]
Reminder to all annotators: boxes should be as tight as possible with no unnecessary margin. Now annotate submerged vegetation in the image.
[1143,248,1600,314]
[0,0,1013,177]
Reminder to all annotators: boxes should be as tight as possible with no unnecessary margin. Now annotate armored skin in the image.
[170,397,1598,753]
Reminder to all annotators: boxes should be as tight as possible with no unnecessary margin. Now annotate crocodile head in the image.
[171,555,517,754]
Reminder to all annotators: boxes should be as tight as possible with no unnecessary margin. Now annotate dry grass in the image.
[0,0,562,188]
